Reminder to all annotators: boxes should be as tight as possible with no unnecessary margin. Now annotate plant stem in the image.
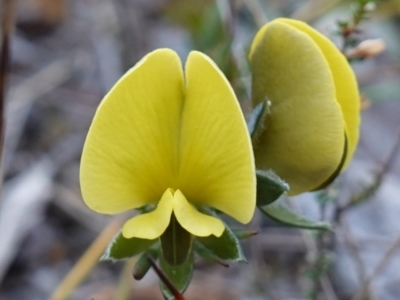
[146,256,186,300]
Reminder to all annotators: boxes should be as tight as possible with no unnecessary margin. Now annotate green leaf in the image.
[196,224,247,262]
[160,249,194,300]
[101,231,157,261]
[194,241,229,267]
[258,200,332,231]
[256,169,289,206]
[133,245,159,280]
[232,229,258,240]
[160,214,193,266]
[197,3,226,50]
[248,100,270,140]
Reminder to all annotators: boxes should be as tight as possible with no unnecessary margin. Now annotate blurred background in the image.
[0,0,400,299]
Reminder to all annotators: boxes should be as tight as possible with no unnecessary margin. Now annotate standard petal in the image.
[277,18,360,168]
[249,21,345,195]
[173,190,224,237]
[122,189,174,239]
[177,51,256,224]
[80,49,184,214]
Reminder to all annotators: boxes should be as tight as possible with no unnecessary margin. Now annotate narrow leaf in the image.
[132,246,159,280]
[101,231,157,261]
[194,241,229,267]
[160,214,193,266]
[247,100,270,140]
[160,249,194,300]
[258,201,332,231]
[196,225,247,262]
[232,229,258,240]
[256,169,289,206]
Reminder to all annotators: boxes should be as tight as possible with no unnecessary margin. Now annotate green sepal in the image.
[133,245,159,280]
[160,214,193,266]
[256,169,290,206]
[196,224,247,263]
[247,100,270,141]
[160,248,194,300]
[194,241,229,267]
[101,231,157,261]
[232,229,258,240]
[258,200,332,231]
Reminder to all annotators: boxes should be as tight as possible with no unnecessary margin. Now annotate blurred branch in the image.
[0,127,87,281]
[291,0,345,23]
[53,183,108,233]
[352,234,400,300]
[334,127,400,300]
[335,127,400,220]
[3,53,83,172]
[300,189,337,300]
[320,276,340,300]
[115,258,138,300]
[340,217,377,300]
[0,157,54,281]
[237,0,268,27]
[340,219,366,283]
[216,0,234,37]
[50,218,124,300]
[300,229,339,300]
[0,0,17,189]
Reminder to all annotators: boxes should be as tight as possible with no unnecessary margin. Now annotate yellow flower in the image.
[249,18,360,195]
[80,49,256,240]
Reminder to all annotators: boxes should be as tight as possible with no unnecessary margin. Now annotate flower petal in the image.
[249,21,345,195]
[276,18,360,168]
[122,189,174,239]
[80,49,184,214]
[177,51,256,224]
[173,190,224,237]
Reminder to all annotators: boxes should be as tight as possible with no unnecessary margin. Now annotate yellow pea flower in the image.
[249,18,360,195]
[80,49,256,240]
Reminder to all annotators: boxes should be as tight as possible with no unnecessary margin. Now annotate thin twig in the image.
[339,217,377,300]
[352,234,400,300]
[115,258,138,300]
[216,0,234,38]
[375,127,400,183]
[238,0,268,27]
[299,228,339,300]
[335,127,400,220]
[339,218,367,283]
[50,218,124,300]
[320,276,340,300]
[291,0,344,23]
[3,53,81,172]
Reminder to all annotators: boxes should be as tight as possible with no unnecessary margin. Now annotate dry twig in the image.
[3,53,82,171]
[50,218,124,300]
[352,234,400,300]
[335,127,400,220]
[237,0,268,27]
[339,217,377,300]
